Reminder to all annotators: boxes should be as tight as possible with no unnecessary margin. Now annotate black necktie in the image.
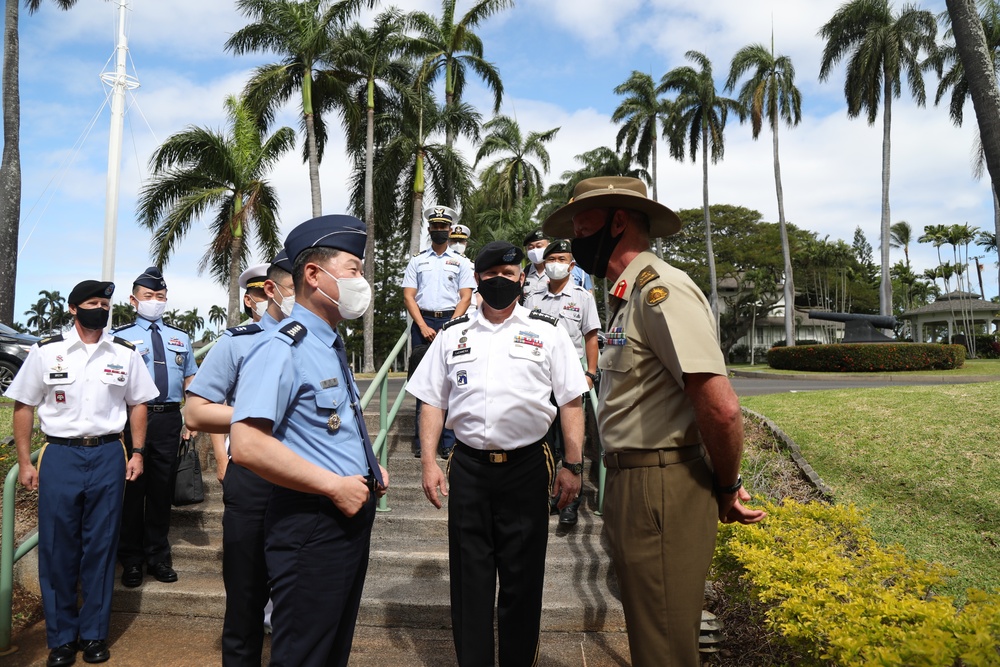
[150,322,168,402]
[333,335,383,487]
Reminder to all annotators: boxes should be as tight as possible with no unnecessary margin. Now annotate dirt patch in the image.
[7,486,41,636]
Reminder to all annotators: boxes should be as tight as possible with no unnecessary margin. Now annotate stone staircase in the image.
[109,411,626,634]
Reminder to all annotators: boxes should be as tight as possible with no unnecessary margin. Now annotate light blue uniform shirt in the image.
[186,313,278,405]
[231,304,368,478]
[401,247,476,311]
[112,317,198,402]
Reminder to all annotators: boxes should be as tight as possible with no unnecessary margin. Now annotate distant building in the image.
[899,291,1000,343]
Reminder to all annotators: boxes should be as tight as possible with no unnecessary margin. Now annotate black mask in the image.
[570,209,622,279]
[478,276,522,310]
[75,306,110,330]
[430,230,451,246]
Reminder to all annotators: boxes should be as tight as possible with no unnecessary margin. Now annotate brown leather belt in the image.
[603,445,702,469]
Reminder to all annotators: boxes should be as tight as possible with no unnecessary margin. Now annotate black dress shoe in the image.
[559,505,579,526]
[120,564,143,588]
[148,562,178,583]
[47,641,77,667]
[80,639,110,664]
[439,447,453,460]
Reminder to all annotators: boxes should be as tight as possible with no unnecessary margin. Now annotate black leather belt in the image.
[364,473,378,494]
[46,434,121,447]
[603,445,702,469]
[456,440,543,464]
[147,402,181,413]
[419,308,455,319]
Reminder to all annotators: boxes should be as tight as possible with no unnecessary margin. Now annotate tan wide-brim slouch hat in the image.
[541,176,682,238]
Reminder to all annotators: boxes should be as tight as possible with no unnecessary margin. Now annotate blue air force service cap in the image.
[270,249,293,274]
[68,280,115,306]
[474,241,524,273]
[134,266,166,291]
[284,215,368,264]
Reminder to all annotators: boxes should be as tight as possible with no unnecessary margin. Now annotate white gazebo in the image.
[899,291,1000,343]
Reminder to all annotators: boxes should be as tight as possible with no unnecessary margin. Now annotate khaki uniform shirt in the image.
[597,251,727,452]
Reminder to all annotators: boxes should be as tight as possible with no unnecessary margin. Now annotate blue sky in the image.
[11,0,997,330]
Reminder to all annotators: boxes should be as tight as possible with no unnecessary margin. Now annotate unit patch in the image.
[55,390,66,403]
[457,370,468,386]
[645,286,670,306]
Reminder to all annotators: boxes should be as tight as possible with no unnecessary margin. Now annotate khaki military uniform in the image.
[597,250,726,667]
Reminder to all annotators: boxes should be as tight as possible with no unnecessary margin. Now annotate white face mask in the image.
[275,286,296,318]
[316,266,371,320]
[135,298,167,321]
[450,242,467,255]
[527,247,546,265]
[544,262,571,281]
[251,298,268,319]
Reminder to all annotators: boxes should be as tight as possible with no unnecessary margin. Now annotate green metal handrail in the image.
[587,381,606,515]
[359,328,411,513]
[1,448,40,655]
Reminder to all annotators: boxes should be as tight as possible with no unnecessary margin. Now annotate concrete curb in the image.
[730,368,998,384]
[741,407,835,501]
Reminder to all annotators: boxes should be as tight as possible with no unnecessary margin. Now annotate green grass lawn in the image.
[741,382,1000,598]
[732,358,1000,377]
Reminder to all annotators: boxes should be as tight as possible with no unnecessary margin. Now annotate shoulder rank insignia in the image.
[277,321,307,344]
[163,322,188,335]
[637,266,659,289]
[38,334,64,347]
[528,309,558,326]
[227,323,263,337]
[645,286,670,306]
[112,336,136,350]
[441,314,470,331]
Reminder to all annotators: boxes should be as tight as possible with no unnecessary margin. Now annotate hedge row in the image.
[766,343,966,372]
[715,500,1000,666]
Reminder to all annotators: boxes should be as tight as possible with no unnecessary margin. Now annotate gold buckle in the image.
[488,451,507,464]
[81,437,98,447]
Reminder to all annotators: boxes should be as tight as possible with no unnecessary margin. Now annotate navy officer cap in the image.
[523,228,546,246]
[542,239,573,260]
[474,241,524,273]
[68,280,115,306]
[284,214,367,264]
[270,248,294,273]
[134,266,166,291]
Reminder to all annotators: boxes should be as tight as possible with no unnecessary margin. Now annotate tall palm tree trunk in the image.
[994,184,1000,297]
[772,115,795,346]
[701,125,720,335]
[362,102,375,373]
[227,233,243,327]
[0,0,21,324]
[302,74,323,218]
[879,78,893,319]
[651,138,664,257]
[409,149,425,256]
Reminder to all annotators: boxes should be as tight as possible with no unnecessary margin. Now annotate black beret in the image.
[133,266,166,291]
[474,241,524,273]
[284,215,367,264]
[69,280,114,306]
[542,239,573,260]
[523,228,546,246]
[270,249,293,273]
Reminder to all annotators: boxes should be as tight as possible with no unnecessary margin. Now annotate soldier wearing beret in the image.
[184,254,294,667]
[407,241,588,666]
[543,177,766,667]
[114,267,199,588]
[6,280,159,666]
[229,215,389,667]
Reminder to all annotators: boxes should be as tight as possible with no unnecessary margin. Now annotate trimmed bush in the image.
[715,500,1000,666]
[767,343,965,372]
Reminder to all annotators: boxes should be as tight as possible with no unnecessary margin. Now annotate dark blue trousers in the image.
[37,439,126,648]
[264,487,376,667]
[411,318,456,454]
[222,462,274,667]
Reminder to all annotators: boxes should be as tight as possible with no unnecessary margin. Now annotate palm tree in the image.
[409,0,511,205]
[474,114,558,209]
[889,220,913,268]
[726,40,803,348]
[208,304,228,332]
[0,0,78,323]
[660,50,742,328]
[23,298,47,335]
[819,0,938,319]
[112,302,132,328]
[137,94,295,326]
[538,147,649,222]
[225,0,374,218]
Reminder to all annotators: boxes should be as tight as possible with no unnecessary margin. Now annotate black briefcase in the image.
[173,437,205,506]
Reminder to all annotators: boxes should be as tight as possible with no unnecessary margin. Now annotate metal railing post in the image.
[377,372,389,513]
[1,449,40,655]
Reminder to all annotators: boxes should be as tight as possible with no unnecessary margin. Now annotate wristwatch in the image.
[563,460,584,475]
[131,448,145,456]
[715,475,742,494]
[584,371,598,382]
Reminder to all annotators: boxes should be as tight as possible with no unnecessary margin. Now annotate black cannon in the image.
[809,311,898,343]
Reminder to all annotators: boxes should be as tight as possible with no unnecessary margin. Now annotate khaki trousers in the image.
[602,454,718,667]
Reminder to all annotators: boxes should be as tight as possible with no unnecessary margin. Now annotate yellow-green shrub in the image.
[715,500,1000,666]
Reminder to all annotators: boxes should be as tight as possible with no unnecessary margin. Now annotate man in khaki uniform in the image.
[542,177,765,667]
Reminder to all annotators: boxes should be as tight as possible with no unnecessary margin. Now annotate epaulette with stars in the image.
[226,323,264,337]
[635,265,670,306]
[276,320,307,345]
[441,314,469,331]
[527,309,558,327]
